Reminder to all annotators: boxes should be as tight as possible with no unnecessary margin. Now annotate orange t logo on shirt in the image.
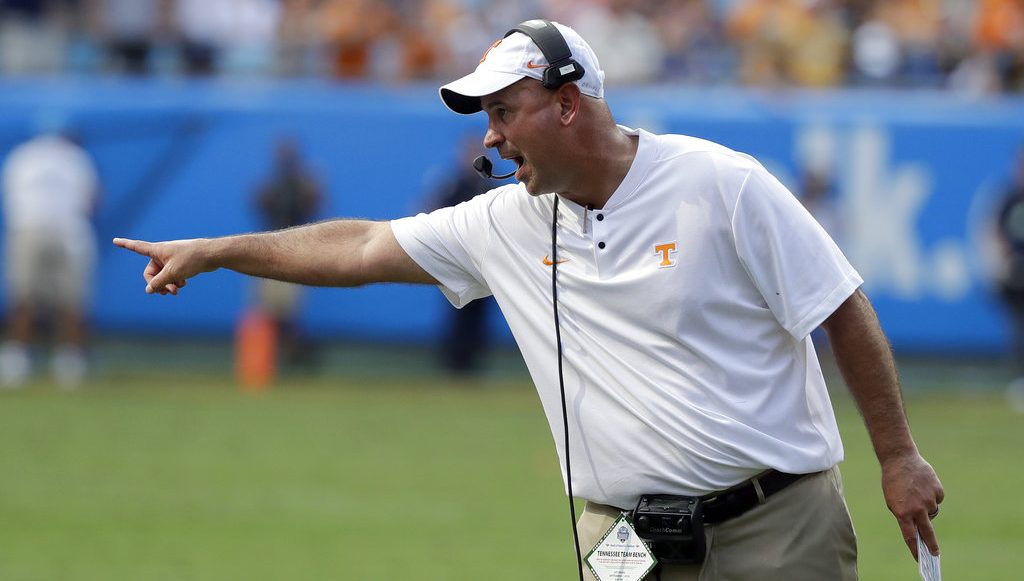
[655,242,678,268]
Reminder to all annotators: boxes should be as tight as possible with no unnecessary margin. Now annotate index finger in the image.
[113,237,155,257]
[916,517,940,558]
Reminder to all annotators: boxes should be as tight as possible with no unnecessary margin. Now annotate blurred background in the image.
[1,1,1023,580]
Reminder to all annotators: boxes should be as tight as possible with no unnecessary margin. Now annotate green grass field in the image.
[0,351,1021,580]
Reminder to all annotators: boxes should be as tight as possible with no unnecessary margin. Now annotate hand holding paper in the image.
[917,528,941,581]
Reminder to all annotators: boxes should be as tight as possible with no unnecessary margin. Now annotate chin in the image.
[521,176,546,196]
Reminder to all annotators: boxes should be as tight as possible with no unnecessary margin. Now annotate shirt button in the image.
[596,214,604,221]
[598,241,606,249]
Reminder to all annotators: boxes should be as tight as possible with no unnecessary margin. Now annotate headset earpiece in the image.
[542,59,585,91]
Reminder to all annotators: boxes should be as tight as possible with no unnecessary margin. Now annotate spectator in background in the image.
[0,0,70,75]
[253,136,323,369]
[84,0,166,75]
[172,0,230,75]
[869,0,944,87]
[432,0,544,81]
[728,0,850,88]
[938,0,989,94]
[420,136,495,376]
[786,0,848,88]
[994,149,1024,383]
[218,0,280,76]
[398,0,462,81]
[275,0,321,77]
[0,122,100,388]
[727,0,792,86]
[319,0,396,79]
[850,12,901,85]
[654,0,732,84]
[972,0,1024,92]
[571,0,665,84]
[433,8,499,82]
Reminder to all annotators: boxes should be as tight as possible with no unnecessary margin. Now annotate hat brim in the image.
[439,70,526,115]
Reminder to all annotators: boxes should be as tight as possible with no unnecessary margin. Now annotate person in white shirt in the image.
[113,19,944,580]
[2,129,99,388]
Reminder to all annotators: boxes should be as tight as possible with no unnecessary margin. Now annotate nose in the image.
[483,125,503,150]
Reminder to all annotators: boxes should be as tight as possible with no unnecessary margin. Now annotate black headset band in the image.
[505,19,573,69]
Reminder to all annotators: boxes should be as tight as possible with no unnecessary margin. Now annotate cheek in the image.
[519,130,552,161]
[511,108,560,161]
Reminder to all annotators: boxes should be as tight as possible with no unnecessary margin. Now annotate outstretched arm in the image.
[821,288,944,561]
[113,219,437,295]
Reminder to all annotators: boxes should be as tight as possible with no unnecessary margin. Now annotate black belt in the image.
[699,470,813,524]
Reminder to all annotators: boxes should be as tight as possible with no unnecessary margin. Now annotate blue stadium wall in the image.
[1,79,1022,355]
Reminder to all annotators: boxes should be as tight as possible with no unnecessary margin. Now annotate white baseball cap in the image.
[439,20,606,115]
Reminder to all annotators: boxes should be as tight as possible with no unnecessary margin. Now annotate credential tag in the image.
[584,515,657,581]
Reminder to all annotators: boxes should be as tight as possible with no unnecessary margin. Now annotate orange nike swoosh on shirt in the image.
[526,61,547,69]
[542,255,569,266]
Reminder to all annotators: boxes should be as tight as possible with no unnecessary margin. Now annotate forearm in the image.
[206,219,385,287]
[823,288,944,558]
[114,217,433,295]
[823,289,917,465]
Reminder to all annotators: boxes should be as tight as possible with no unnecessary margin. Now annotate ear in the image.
[556,83,582,127]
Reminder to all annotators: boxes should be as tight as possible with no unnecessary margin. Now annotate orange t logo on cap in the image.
[480,39,502,63]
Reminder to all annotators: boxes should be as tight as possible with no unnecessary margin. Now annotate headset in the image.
[507,19,585,91]
[474,19,586,182]
[473,19,587,581]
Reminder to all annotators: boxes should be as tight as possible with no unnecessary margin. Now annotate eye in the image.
[495,107,509,121]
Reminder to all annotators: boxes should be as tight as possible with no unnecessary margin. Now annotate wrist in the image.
[197,237,224,273]
[878,444,921,470]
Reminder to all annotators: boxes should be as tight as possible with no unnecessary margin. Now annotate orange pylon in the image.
[235,308,278,391]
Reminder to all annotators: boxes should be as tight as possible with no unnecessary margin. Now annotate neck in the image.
[560,124,639,209]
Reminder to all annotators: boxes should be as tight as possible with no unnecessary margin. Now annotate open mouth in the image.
[497,155,525,179]
[502,154,524,168]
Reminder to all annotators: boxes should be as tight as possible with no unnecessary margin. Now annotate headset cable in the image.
[551,196,585,581]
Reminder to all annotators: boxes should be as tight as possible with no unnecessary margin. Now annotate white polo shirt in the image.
[392,127,862,509]
[2,134,98,233]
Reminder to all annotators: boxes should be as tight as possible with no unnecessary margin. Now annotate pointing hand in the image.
[112,237,213,296]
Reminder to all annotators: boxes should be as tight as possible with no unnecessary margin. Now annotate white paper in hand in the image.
[917,529,941,581]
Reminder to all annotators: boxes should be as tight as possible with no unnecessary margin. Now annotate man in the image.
[252,136,324,368]
[995,149,1024,383]
[2,127,100,388]
[114,20,943,579]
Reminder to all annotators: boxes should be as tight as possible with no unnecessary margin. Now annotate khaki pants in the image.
[6,226,95,310]
[577,468,858,580]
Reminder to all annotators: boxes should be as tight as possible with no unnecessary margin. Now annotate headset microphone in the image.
[473,155,516,180]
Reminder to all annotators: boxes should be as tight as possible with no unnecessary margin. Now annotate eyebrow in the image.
[482,100,508,113]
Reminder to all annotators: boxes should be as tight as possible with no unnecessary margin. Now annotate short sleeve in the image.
[390,193,495,308]
[731,164,863,339]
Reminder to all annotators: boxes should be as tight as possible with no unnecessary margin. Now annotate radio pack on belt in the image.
[631,494,706,565]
